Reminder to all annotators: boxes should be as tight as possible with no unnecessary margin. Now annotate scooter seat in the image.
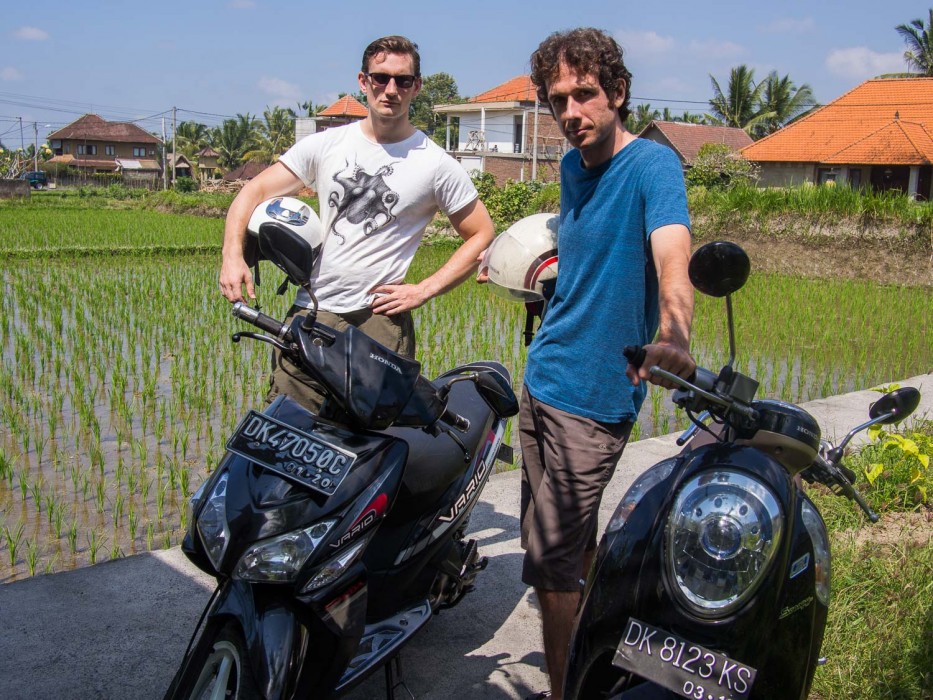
[385,373,494,506]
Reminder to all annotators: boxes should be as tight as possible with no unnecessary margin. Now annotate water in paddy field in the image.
[0,256,929,580]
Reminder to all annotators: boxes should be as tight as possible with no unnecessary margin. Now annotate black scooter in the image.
[564,241,921,700]
[164,222,518,700]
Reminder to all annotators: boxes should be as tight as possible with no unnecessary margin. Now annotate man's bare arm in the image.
[371,199,495,315]
[627,224,696,388]
[219,162,305,303]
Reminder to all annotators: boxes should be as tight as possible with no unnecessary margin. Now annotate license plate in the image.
[613,618,756,700]
[226,411,356,497]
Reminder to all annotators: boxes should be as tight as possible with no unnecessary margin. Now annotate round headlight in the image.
[666,470,783,616]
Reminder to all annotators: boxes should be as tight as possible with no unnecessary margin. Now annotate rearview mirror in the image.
[688,241,750,298]
[257,221,317,288]
[869,387,921,424]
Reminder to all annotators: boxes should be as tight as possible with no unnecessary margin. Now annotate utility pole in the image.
[19,116,24,151]
[172,106,177,186]
[531,98,540,181]
[162,117,168,190]
[33,121,39,172]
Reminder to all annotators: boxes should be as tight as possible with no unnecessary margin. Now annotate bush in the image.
[686,143,759,190]
[471,172,559,231]
[174,176,198,193]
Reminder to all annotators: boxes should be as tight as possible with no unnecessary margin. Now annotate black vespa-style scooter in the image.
[563,241,921,700]
[164,222,518,700]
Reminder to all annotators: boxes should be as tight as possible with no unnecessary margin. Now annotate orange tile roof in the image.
[640,121,752,163]
[48,114,161,144]
[469,76,536,103]
[742,77,933,164]
[318,95,368,118]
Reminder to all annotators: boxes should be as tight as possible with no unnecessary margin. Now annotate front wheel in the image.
[180,623,261,700]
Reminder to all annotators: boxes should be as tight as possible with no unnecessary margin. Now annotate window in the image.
[133,146,146,157]
[77,144,97,155]
[105,145,115,156]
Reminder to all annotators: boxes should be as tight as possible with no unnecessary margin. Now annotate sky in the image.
[0,0,926,144]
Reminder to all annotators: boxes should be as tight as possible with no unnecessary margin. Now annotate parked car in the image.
[20,171,48,189]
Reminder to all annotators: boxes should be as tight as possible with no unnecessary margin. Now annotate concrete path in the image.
[1,374,929,700]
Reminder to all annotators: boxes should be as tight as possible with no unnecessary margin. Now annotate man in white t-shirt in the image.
[219,35,494,411]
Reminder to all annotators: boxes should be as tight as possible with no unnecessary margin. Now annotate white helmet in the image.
[483,213,558,302]
[247,196,323,254]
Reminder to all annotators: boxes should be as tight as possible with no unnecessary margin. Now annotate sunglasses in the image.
[365,72,418,89]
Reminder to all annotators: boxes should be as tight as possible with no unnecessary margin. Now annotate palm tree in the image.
[244,107,296,164]
[896,9,933,75]
[755,72,815,137]
[209,115,256,170]
[626,103,661,133]
[707,65,772,134]
[174,121,210,161]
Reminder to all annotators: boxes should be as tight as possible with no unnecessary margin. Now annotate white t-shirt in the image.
[279,121,478,312]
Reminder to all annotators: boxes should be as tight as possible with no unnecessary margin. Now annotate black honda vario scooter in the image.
[164,222,518,700]
[563,241,921,700]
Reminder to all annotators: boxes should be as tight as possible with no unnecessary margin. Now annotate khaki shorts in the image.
[267,305,416,414]
[519,389,632,591]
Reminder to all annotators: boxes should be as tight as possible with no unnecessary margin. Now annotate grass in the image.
[808,419,933,699]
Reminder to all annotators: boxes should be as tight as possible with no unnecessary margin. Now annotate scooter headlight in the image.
[234,520,337,583]
[666,470,783,616]
[197,473,230,570]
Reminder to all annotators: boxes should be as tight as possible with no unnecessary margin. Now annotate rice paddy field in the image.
[0,200,930,582]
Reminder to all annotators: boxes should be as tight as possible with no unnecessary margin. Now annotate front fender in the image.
[193,577,366,700]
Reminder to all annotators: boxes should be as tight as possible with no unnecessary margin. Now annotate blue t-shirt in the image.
[523,139,691,423]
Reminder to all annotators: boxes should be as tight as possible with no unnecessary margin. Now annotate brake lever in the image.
[232,331,293,354]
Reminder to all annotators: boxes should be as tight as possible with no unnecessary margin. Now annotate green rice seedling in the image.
[128,507,139,541]
[110,543,122,561]
[94,478,106,514]
[24,538,39,576]
[67,520,78,554]
[29,477,44,512]
[146,522,155,551]
[44,553,58,575]
[86,530,102,564]
[4,521,24,566]
[112,492,125,528]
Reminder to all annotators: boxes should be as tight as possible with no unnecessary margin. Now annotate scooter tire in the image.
[174,622,262,700]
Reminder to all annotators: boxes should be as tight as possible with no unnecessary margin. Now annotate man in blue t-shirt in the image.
[521,28,696,700]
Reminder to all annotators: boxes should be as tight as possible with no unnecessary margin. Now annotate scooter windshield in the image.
[294,321,423,430]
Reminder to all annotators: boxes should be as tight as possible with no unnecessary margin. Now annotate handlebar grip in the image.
[623,345,646,368]
[232,303,292,341]
[443,409,470,433]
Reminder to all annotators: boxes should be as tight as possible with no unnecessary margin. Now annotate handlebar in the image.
[232,302,293,342]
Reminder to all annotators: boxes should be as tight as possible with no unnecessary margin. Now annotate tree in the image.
[244,106,296,164]
[896,9,933,75]
[296,100,327,117]
[707,65,772,134]
[626,103,661,133]
[209,113,258,170]
[174,121,210,161]
[410,72,461,145]
[755,72,815,137]
[685,142,759,190]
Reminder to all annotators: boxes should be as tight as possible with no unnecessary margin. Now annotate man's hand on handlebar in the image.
[626,342,696,390]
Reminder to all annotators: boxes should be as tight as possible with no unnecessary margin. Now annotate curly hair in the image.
[361,35,421,77]
[530,28,632,123]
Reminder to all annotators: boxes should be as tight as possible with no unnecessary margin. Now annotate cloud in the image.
[229,0,255,8]
[687,39,745,60]
[258,76,301,102]
[615,30,675,56]
[826,47,905,79]
[14,26,49,40]
[1,67,23,81]
[761,17,815,34]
